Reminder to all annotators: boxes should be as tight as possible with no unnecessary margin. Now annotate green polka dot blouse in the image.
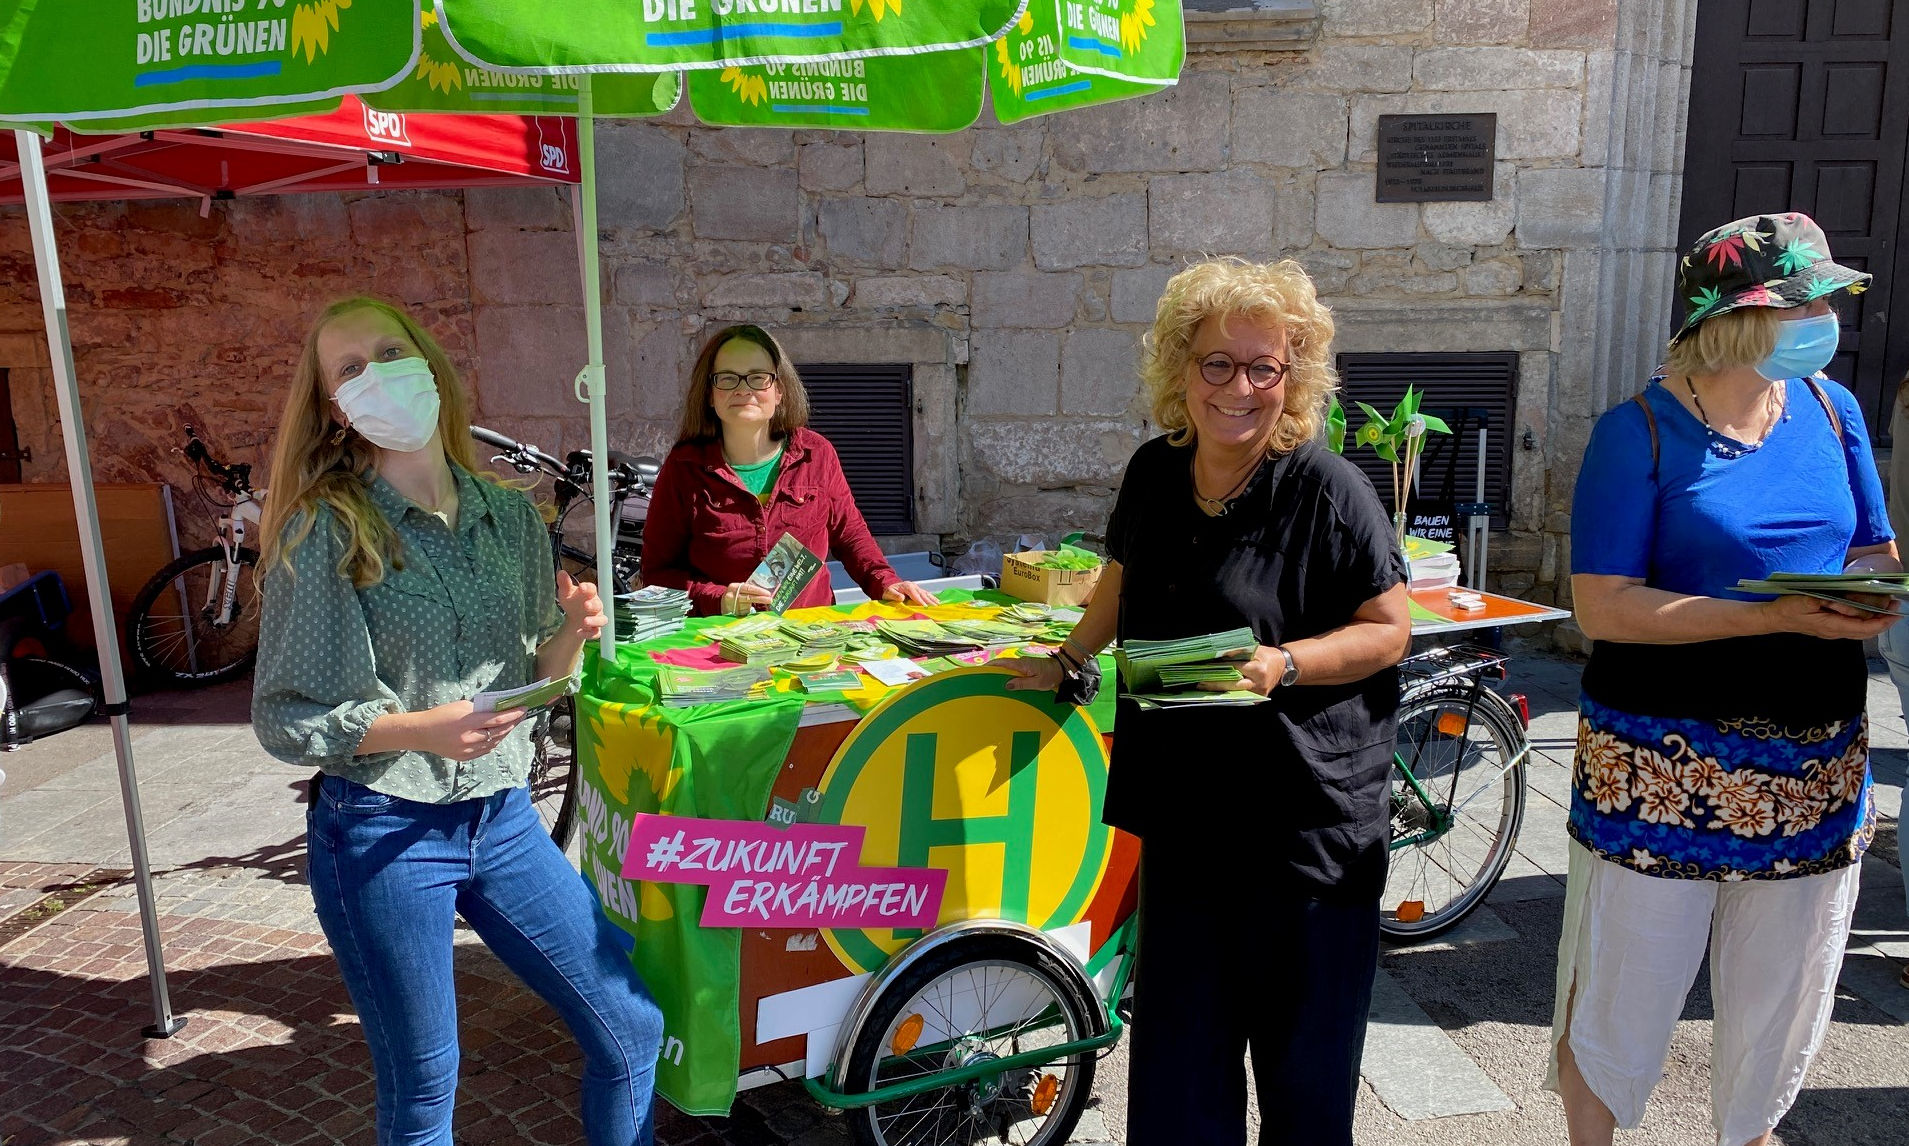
[251,465,563,803]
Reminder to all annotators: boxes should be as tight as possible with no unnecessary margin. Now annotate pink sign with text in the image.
[622,813,948,930]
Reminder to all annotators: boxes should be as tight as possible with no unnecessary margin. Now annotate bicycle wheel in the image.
[528,693,579,849]
[843,934,1099,1146]
[1382,684,1528,942]
[128,546,261,687]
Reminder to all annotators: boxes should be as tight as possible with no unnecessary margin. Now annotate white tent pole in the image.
[13,128,184,1040]
[575,78,616,655]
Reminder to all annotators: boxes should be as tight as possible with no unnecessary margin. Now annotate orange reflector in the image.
[1395,900,1426,923]
[1031,1073,1061,1116]
[1436,711,1467,737]
[891,1014,925,1056]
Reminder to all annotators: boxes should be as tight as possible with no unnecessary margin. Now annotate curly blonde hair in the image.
[1140,258,1337,453]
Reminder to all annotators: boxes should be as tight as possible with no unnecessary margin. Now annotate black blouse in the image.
[1103,435,1408,902]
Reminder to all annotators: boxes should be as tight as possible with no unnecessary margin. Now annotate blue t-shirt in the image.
[1572,375,1890,597]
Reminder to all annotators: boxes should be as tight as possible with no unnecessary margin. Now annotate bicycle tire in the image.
[842,933,1100,1146]
[1381,683,1528,942]
[528,693,580,850]
[128,546,262,687]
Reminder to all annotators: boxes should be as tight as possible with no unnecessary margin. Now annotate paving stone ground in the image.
[2,654,1905,1145]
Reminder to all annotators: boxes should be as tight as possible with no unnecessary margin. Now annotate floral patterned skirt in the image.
[1568,695,1875,881]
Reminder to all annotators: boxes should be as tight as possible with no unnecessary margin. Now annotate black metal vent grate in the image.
[798,363,915,536]
[1335,352,1518,530]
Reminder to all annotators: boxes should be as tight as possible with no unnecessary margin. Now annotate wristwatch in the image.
[1275,645,1300,688]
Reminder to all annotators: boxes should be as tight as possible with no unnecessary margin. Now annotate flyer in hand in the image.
[1736,572,1909,615]
[748,532,826,613]
[1115,625,1264,708]
[473,673,577,713]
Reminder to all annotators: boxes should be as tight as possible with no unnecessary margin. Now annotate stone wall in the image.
[0,192,477,552]
[2,0,1699,600]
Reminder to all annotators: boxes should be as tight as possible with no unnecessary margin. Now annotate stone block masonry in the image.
[0,0,1691,604]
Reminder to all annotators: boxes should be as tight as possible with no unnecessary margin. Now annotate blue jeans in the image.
[1877,618,1909,919]
[307,775,663,1146]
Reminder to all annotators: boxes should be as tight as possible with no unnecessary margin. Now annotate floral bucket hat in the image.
[1670,211,1870,345]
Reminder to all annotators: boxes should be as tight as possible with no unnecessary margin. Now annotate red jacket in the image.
[640,426,901,616]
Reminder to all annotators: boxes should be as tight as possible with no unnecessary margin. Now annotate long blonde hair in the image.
[259,297,480,587]
[1140,258,1338,453]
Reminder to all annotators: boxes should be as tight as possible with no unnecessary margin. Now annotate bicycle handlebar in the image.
[470,425,653,496]
[179,424,253,496]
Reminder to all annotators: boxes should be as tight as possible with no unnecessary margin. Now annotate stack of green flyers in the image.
[614,585,692,644]
[718,631,803,666]
[1157,663,1246,687]
[874,619,983,656]
[778,620,848,654]
[706,613,784,640]
[657,664,773,707]
[1736,572,1909,616]
[1115,626,1264,708]
[939,618,1037,649]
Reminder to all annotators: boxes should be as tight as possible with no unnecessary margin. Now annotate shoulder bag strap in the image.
[1631,392,1660,476]
[1803,375,1842,439]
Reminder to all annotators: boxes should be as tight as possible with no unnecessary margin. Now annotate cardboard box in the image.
[1002,551,1103,606]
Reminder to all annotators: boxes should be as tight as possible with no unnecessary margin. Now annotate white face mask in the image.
[333,358,441,453]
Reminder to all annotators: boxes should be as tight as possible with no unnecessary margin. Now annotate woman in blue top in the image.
[1550,213,1897,1146]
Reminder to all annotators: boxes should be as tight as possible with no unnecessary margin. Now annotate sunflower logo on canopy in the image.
[720,67,767,107]
[413,9,463,92]
[291,0,352,64]
[1121,0,1158,56]
[849,0,903,21]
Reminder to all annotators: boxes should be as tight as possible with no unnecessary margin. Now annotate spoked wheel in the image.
[844,935,1100,1146]
[1382,684,1528,942]
[528,693,579,849]
[127,546,261,687]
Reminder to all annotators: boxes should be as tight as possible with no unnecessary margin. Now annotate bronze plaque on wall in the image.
[1375,114,1497,202]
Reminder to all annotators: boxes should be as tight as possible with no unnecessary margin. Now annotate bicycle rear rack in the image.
[1398,643,1508,689]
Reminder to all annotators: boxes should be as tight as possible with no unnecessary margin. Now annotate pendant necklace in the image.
[1193,454,1266,517]
[1685,377,1786,459]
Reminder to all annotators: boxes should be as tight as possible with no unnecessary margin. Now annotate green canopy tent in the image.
[0,0,1183,1040]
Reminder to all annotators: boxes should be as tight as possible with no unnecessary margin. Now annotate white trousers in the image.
[1545,841,1860,1146]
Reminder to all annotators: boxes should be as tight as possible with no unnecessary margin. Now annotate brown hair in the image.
[1664,306,1782,378]
[675,324,810,444]
[258,297,483,587]
[1140,258,1337,453]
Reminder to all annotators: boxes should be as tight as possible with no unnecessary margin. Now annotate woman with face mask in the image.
[1553,214,1896,1146]
[251,298,664,1146]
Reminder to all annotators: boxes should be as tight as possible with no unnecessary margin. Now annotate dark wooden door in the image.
[0,369,20,484]
[1680,0,1909,436]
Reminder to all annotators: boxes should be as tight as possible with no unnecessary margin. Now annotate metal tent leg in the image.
[14,128,185,1040]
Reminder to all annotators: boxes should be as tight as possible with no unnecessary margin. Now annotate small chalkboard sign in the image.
[1375,114,1496,203]
[1407,501,1458,547]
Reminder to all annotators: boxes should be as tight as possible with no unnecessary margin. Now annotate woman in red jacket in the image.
[641,324,937,615]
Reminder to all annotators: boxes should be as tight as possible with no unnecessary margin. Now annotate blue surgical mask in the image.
[1755,311,1841,382]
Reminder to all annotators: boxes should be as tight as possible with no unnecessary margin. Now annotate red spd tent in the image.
[0,95,580,207]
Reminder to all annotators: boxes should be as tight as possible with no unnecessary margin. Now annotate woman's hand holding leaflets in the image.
[1762,590,1900,640]
[1206,644,1286,696]
[410,700,528,761]
[721,580,774,615]
[557,570,606,641]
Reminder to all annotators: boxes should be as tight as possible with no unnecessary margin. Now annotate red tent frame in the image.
[0,95,579,208]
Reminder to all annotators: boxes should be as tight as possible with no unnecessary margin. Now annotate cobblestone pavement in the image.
[2,659,1906,1146]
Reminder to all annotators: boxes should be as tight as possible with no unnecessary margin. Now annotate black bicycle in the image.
[471,425,657,847]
